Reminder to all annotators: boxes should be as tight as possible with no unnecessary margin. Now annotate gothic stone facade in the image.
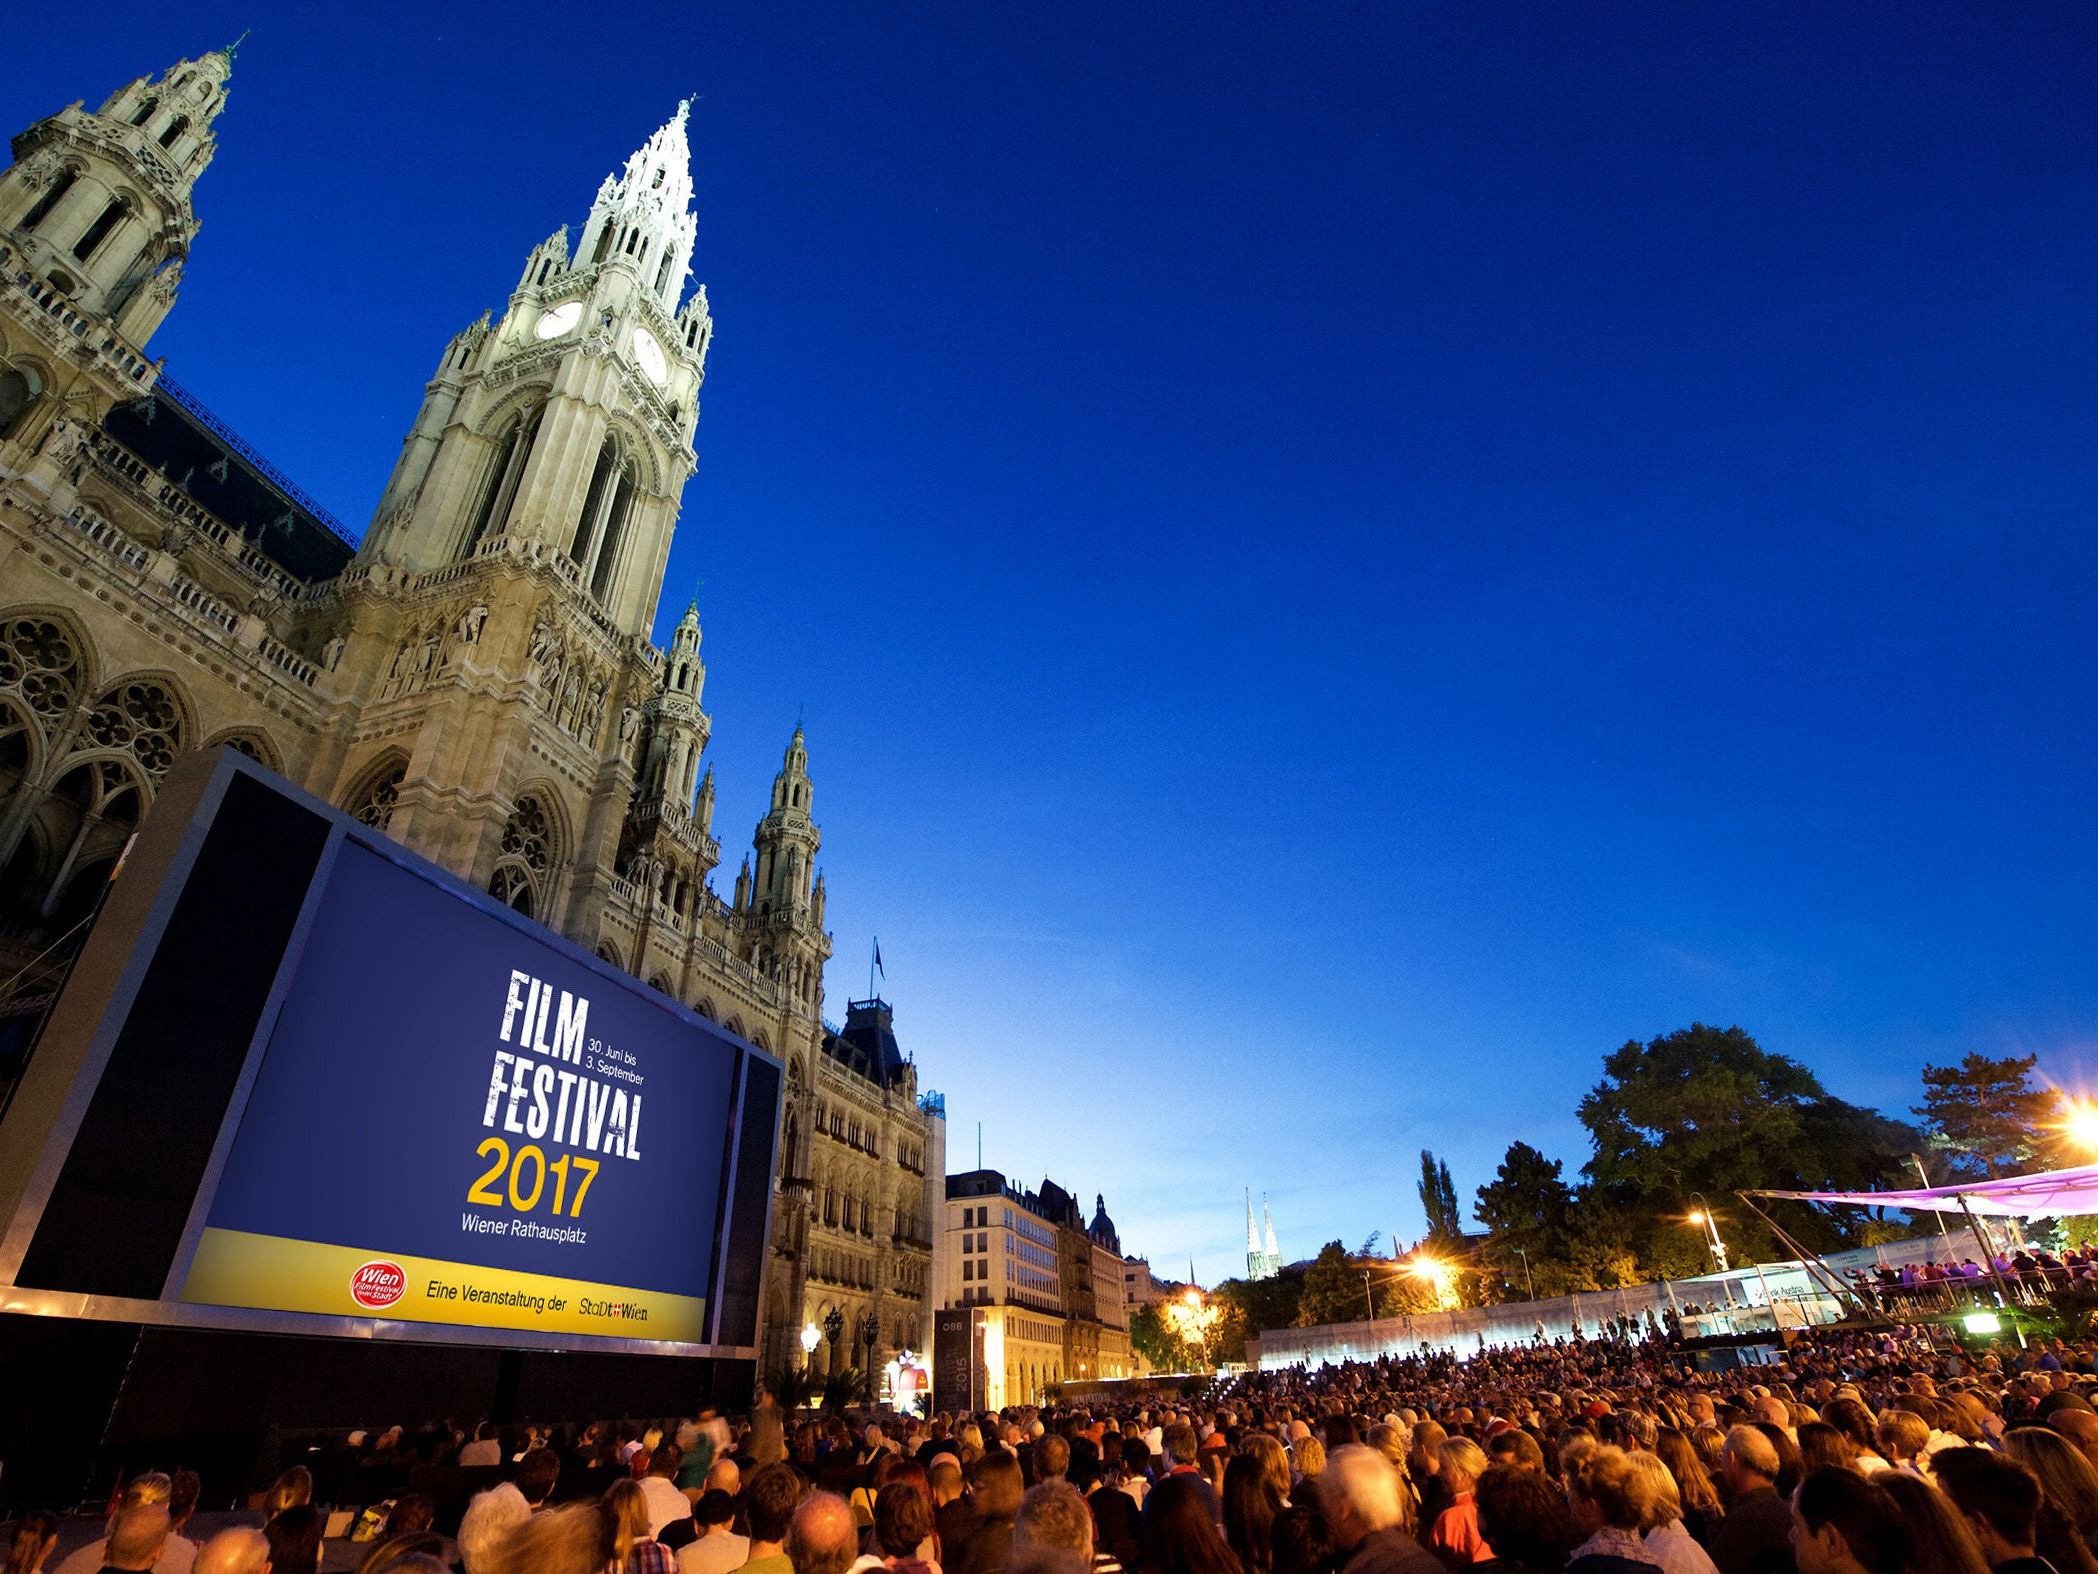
[0,46,941,1380]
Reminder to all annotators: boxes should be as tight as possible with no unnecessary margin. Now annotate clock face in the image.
[631,326,668,385]
[535,300,582,340]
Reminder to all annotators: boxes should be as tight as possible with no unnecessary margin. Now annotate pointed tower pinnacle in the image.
[574,100,698,311]
[1264,1196,1280,1261]
[1245,1191,1261,1256]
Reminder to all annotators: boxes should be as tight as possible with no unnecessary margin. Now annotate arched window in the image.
[488,793,556,918]
[343,756,406,830]
[567,435,636,603]
[460,406,541,558]
[72,199,128,262]
[130,99,158,127]
[654,253,674,295]
[80,678,184,780]
[157,116,190,149]
[591,225,613,265]
[0,615,84,734]
[21,170,75,234]
[0,367,43,441]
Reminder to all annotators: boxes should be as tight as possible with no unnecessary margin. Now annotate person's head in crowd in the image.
[1318,1445,1410,1551]
[1164,1426,1201,1471]
[1932,1448,2041,1569]
[5,1512,59,1574]
[1439,1439,1488,1500]
[743,1463,805,1552]
[2046,1410,2098,1482]
[1823,1401,1883,1465]
[928,1456,963,1507]
[1033,1434,1071,1484]
[263,1508,322,1574]
[692,1492,737,1539]
[1487,1431,1546,1475]
[1141,1475,1243,1574]
[1223,1453,1284,1574]
[488,1502,612,1574]
[516,1448,562,1509]
[1292,1439,1327,1486]
[103,1508,173,1574]
[1722,1425,1782,1504]
[1877,1413,1931,1473]
[2002,1428,2098,1546]
[786,1493,858,1574]
[384,1496,436,1538]
[1798,1424,1854,1479]
[356,1533,445,1574]
[703,1458,739,1498]
[649,1443,681,1482]
[1623,1452,1685,1534]
[1475,1464,1577,1574]
[266,1469,314,1519]
[1242,1435,1294,1504]
[1567,1447,1649,1538]
[603,1480,652,1562]
[971,1451,1026,1522]
[1874,1473,1988,1574]
[874,1484,933,1562]
[458,1485,532,1574]
[1268,1503,1335,1574]
[191,1528,268,1574]
[168,1473,201,1535]
[1792,1468,1911,1574]
[1015,1481,1093,1562]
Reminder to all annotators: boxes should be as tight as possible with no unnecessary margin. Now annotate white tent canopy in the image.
[1750,1162,2098,1219]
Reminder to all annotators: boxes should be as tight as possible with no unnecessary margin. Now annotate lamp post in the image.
[1514,1245,1536,1301]
[800,1321,821,1381]
[1687,1195,1737,1310]
[1361,1269,1376,1357]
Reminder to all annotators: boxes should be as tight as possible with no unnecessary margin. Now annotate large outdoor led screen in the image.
[178,838,740,1342]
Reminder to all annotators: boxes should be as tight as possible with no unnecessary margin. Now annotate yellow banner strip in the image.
[183,1227,708,1343]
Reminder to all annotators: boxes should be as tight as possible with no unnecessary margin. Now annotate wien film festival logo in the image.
[349,1259,407,1310]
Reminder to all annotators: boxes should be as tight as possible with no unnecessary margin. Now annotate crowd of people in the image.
[12,1323,2098,1574]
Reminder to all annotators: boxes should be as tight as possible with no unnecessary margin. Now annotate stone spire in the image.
[574,100,698,312]
[3,43,239,343]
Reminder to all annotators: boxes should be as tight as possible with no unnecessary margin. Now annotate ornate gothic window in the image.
[568,436,637,603]
[158,116,189,150]
[488,793,556,918]
[460,407,542,559]
[343,757,405,830]
[21,170,76,234]
[72,199,128,263]
[130,99,158,127]
[81,679,183,779]
[0,615,83,723]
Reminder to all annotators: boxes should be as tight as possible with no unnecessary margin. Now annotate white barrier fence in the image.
[1247,1235,1966,1370]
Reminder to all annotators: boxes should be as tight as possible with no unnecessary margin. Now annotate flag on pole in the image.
[874,939,884,978]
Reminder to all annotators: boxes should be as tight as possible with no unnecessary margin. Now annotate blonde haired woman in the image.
[1564,1447,1661,1574]
[1624,1453,1717,1574]
[1427,1439,1492,1569]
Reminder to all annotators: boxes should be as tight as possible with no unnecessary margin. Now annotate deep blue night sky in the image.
[7,2,2094,1282]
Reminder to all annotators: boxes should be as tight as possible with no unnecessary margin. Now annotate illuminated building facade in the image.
[942,1168,1132,1405]
[0,45,942,1381]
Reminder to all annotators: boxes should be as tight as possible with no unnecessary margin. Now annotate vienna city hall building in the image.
[0,46,945,1385]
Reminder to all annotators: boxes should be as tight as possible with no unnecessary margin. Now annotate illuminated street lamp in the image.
[800,1321,821,1371]
[2061,1099,2098,1153]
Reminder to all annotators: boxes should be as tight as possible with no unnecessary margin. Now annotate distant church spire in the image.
[1246,1189,1280,1280]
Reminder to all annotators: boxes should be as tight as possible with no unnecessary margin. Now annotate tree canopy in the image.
[1914,1052,2063,1179]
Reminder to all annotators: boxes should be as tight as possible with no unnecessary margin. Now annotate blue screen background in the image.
[204,841,742,1302]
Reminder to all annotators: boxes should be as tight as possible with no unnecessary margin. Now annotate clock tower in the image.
[312,103,718,936]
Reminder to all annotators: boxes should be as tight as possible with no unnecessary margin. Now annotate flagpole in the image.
[869,936,877,1001]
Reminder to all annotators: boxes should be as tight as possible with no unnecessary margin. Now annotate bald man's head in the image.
[195,1528,271,1574]
[785,1493,857,1574]
[106,1506,172,1571]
